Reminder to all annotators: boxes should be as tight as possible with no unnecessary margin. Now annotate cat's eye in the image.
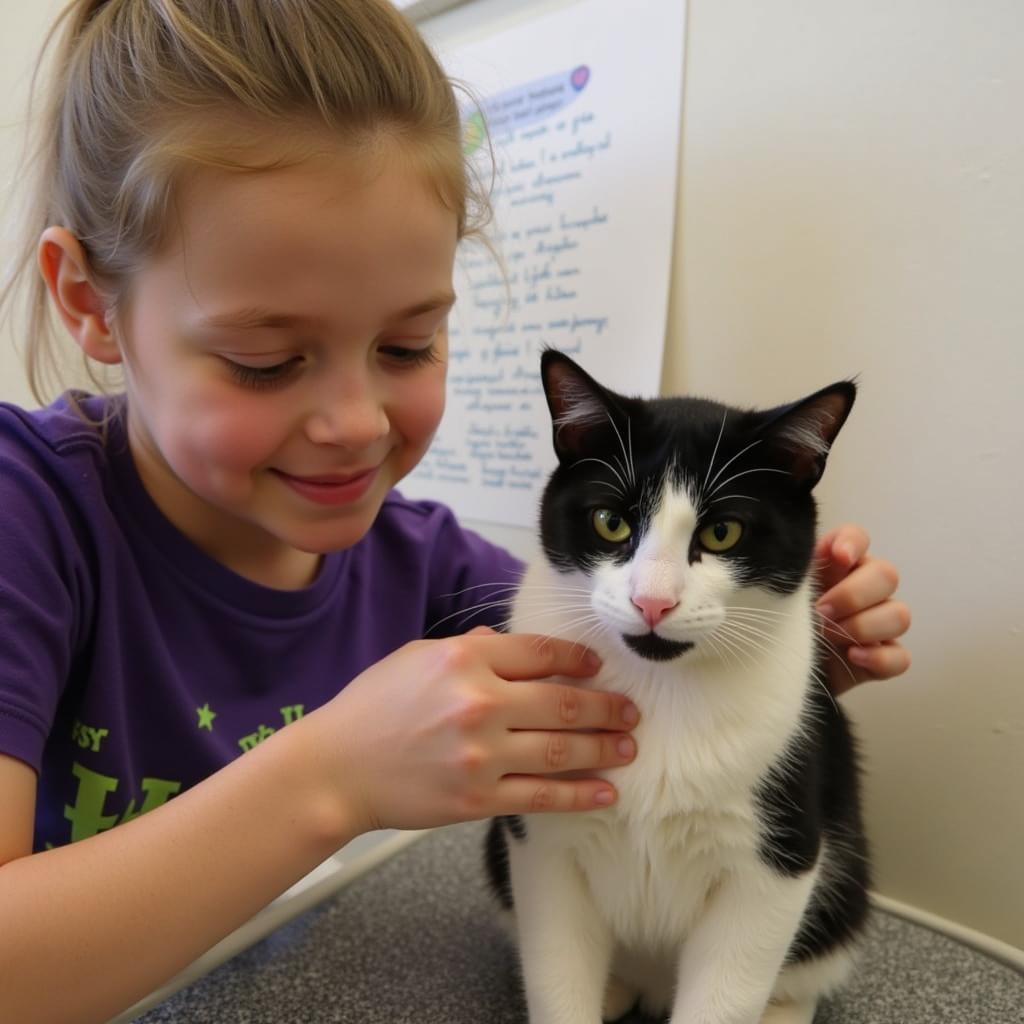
[698,520,743,553]
[592,508,632,543]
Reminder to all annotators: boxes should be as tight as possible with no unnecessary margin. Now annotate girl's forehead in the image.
[146,144,458,324]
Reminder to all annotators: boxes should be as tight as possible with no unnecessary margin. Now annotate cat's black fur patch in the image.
[754,647,871,961]
[622,633,694,661]
[484,816,526,911]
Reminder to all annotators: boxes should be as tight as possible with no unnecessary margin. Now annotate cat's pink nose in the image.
[632,595,678,629]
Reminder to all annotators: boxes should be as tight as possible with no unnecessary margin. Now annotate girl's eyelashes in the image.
[378,342,442,368]
[222,357,302,390]
[221,341,442,390]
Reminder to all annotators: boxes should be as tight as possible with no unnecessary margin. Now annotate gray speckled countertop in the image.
[134,821,1024,1023]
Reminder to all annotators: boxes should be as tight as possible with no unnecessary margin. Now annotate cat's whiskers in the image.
[603,407,636,490]
[708,493,760,505]
[705,465,790,502]
[498,601,597,633]
[698,437,770,517]
[701,627,750,673]
[716,619,842,714]
[569,456,628,498]
[726,606,860,671]
[427,590,591,636]
[521,614,605,654]
[698,409,729,512]
[727,605,861,652]
[426,599,520,636]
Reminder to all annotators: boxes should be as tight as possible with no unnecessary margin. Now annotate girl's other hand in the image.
[314,630,640,834]
[814,524,912,696]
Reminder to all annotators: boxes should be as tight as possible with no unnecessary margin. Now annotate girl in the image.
[0,2,910,1022]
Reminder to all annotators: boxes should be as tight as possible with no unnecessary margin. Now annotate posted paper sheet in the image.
[403,0,686,527]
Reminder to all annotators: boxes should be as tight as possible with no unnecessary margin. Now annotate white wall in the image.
[2,0,1021,951]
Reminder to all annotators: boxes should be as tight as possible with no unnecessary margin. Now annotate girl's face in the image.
[119,140,459,587]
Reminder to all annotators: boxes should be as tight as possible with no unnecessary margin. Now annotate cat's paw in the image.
[602,974,639,1021]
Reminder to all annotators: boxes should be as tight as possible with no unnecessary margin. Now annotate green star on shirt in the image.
[196,703,217,731]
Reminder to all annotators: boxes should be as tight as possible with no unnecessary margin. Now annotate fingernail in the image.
[594,788,616,806]
[617,737,636,759]
[817,603,835,620]
[848,647,870,665]
[622,701,639,725]
[584,650,603,671]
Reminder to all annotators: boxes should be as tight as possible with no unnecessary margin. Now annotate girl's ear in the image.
[37,227,122,365]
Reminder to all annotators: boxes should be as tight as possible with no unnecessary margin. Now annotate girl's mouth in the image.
[272,466,379,506]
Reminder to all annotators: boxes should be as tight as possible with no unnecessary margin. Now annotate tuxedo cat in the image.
[485,350,869,1024]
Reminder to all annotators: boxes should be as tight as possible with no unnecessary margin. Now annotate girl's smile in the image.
[271,466,381,507]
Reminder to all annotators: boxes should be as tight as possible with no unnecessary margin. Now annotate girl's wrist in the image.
[279,706,371,850]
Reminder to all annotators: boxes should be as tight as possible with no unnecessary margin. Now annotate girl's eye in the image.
[223,358,301,390]
[379,343,442,368]
[592,508,632,543]
[698,519,744,553]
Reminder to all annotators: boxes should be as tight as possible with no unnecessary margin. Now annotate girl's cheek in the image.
[173,391,284,473]
[403,373,446,440]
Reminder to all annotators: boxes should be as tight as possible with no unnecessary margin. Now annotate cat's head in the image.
[536,350,855,664]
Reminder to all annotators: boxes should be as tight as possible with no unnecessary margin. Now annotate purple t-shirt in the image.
[0,394,524,851]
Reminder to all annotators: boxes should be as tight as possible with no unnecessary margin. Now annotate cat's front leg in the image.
[669,864,818,1024]
[509,831,614,1024]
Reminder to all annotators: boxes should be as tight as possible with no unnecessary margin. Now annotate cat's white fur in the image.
[506,479,856,1024]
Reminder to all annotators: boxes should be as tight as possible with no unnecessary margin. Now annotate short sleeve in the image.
[0,449,90,772]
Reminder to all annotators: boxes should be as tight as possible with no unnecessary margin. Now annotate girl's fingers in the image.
[817,558,899,622]
[459,631,602,681]
[501,729,636,777]
[503,679,640,732]
[815,524,871,593]
[494,775,618,814]
[846,642,912,681]
[822,601,912,646]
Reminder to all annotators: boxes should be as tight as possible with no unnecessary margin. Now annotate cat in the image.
[484,349,870,1024]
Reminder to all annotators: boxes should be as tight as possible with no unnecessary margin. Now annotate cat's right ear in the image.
[540,349,616,462]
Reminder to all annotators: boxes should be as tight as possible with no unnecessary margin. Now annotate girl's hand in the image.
[317,630,639,834]
[814,524,912,696]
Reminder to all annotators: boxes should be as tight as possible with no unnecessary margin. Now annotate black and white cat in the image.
[486,350,870,1024]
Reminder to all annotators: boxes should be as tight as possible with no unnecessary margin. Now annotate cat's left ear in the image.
[760,381,856,490]
[540,349,625,463]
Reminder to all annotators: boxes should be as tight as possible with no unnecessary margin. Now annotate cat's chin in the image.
[621,633,694,662]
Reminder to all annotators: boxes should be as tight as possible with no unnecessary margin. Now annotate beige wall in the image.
[0,0,64,408]
[2,0,1021,952]
[665,0,1024,952]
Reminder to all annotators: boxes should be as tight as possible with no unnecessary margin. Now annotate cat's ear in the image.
[540,349,620,462]
[760,381,856,489]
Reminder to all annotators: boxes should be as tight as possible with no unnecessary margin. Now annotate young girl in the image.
[0,2,910,1021]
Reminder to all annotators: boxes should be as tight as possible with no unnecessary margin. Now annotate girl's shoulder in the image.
[0,391,122,474]
[0,392,124,576]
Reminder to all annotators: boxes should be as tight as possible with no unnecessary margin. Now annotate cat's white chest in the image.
[530,724,761,952]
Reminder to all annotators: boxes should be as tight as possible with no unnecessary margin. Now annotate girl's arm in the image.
[0,722,355,1024]
[0,632,639,1024]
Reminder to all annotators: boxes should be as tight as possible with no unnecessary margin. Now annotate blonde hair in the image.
[1,0,491,407]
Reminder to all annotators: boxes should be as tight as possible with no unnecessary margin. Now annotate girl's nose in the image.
[305,386,390,449]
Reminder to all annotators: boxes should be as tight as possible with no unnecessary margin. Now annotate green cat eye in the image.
[592,509,632,543]
[698,519,744,553]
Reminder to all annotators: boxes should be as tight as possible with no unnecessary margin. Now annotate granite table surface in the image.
[134,821,1024,1024]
